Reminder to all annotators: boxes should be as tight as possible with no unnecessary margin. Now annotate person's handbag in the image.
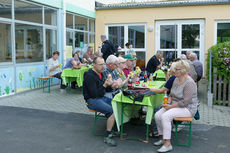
[194,109,200,120]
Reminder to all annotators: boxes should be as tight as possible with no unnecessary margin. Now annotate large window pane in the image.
[182,24,200,48]
[66,31,73,46]
[89,19,95,32]
[217,23,230,43]
[160,25,177,49]
[75,15,87,31]
[162,51,177,65]
[136,52,146,70]
[0,0,11,19]
[66,13,73,29]
[15,0,42,23]
[0,23,11,62]
[108,26,124,48]
[45,7,57,26]
[75,32,88,55]
[15,24,43,63]
[46,29,57,59]
[128,26,145,48]
[89,34,95,52]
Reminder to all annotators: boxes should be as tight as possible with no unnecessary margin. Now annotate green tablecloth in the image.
[153,69,165,79]
[112,81,165,131]
[61,65,92,87]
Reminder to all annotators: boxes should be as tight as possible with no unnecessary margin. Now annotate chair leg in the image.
[94,112,97,136]
[174,122,178,146]
[188,122,192,148]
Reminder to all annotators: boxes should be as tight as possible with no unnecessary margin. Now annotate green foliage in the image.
[207,42,230,81]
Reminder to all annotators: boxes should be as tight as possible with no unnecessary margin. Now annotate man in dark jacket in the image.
[83,56,117,147]
[146,50,164,75]
[100,34,118,61]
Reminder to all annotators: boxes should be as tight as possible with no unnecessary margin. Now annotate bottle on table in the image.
[128,77,133,88]
[144,71,147,82]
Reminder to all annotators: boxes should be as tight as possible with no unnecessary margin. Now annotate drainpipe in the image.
[207,50,213,107]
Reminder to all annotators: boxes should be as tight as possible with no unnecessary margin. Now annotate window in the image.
[15,0,42,24]
[128,25,145,48]
[15,24,43,63]
[66,13,73,29]
[217,22,230,43]
[0,23,12,63]
[89,19,95,32]
[107,24,146,68]
[75,15,87,31]
[0,0,11,19]
[46,29,57,59]
[108,26,124,48]
[182,24,200,48]
[45,7,57,26]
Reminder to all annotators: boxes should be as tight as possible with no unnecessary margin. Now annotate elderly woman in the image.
[154,60,199,153]
[117,57,129,89]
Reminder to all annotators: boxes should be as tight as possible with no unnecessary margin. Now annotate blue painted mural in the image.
[0,67,15,96]
[16,65,45,92]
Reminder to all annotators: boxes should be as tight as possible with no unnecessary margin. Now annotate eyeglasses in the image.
[175,68,181,71]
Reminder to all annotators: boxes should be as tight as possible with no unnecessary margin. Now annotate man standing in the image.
[146,50,164,74]
[83,46,95,63]
[83,56,117,146]
[190,53,203,82]
[100,34,118,61]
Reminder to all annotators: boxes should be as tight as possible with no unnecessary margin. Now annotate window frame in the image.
[214,20,230,45]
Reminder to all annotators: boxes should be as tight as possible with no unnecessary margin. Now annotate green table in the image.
[61,65,92,87]
[153,69,165,80]
[112,81,165,142]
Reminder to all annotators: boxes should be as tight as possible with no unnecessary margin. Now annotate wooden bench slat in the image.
[37,76,54,80]
[89,109,97,113]
[174,117,192,122]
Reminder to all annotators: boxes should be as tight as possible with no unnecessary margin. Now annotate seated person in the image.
[103,55,123,99]
[83,56,117,147]
[123,54,135,77]
[154,60,199,152]
[64,51,86,69]
[47,51,66,89]
[117,57,129,90]
[83,46,95,63]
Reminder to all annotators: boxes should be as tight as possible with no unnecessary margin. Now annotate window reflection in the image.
[160,25,177,49]
[182,24,200,48]
[0,23,12,62]
[0,0,11,19]
[15,0,42,23]
[46,29,57,59]
[15,24,43,63]
[75,15,87,30]
[217,23,230,43]
[128,26,145,48]
[66,13,73,29]
[162,51,177,65]
[45,7,57,26]
[108,26,124,48]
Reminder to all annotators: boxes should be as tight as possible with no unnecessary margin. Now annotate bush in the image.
[207,42,230,81]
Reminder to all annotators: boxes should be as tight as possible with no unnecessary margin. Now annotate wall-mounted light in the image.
[148,26,153,32]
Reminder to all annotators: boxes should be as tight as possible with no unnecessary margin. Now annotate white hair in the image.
[180,54,187,60]
[106,55,118,64]
[100,34,107,40]
[190,53,197,59]
[155,50,163,56]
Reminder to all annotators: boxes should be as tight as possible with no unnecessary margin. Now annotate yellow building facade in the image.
[95,1,230,76]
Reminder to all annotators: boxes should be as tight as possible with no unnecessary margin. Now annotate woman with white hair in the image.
[180,54,197,81]
[154,60,199,152]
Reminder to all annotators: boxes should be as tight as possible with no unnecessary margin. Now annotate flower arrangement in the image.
[207,42,230,81]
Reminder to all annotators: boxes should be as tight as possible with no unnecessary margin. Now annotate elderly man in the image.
[190,53,203,82]
[103,55,122,98]
[83,46,95,63]
[186,50,192,60]
[146,50,164,74]
[83,56,117,146]
[101,34,118,61]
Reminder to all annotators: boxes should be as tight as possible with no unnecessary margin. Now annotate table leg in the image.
[48,79,51,93]
[42,79,45,92]
[145,124,149,142]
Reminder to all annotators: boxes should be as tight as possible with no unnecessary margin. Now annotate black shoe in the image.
[104,136,117,147]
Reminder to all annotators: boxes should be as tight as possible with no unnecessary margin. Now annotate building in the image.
[95,0,230,70]
[0,0,95,97]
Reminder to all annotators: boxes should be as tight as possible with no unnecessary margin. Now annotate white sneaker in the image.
[154,140,164,146]
[157,145,173,153]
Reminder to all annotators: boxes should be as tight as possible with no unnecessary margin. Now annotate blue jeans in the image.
[87,96,113,118]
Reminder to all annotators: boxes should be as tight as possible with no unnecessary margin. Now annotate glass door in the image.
[155,20,204,66]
